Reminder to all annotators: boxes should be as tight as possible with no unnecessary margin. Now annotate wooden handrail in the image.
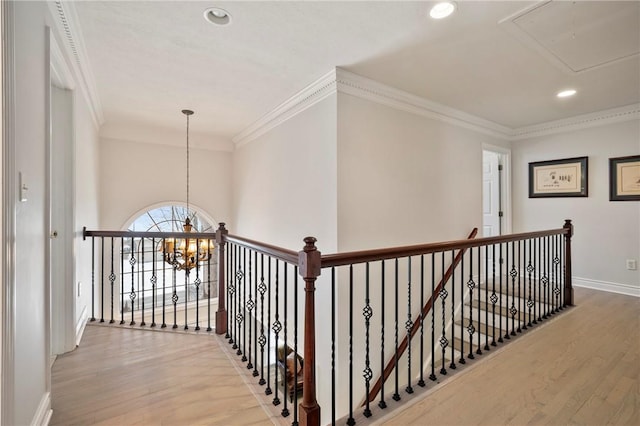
[364,228,478,406]
[225,234,299,264]
[321,227,568,268]
[83,227,216,240]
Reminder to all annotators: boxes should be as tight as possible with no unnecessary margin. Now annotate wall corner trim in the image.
[30,392,52,426]
[573,277,640,298]
[75,305,89,346]
[48,0,104,129]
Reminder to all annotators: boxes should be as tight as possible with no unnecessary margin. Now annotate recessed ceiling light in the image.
[430,2,456,19]
[557,89,577,98]
[204,7,231,26]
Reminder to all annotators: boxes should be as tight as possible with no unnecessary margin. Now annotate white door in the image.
[50,84,74,356]
[482,151,501,238]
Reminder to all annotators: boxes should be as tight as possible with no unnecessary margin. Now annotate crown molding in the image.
[48,1,104,129]
[232,69,338,147]
[510,104,640,140]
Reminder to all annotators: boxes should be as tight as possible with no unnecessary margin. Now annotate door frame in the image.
[482,143,512,235]
[47,28,77,358]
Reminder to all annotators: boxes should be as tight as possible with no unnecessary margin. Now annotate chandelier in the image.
[161,109,213,271]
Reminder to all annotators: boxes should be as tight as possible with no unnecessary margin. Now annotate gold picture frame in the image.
[609,155,640,201]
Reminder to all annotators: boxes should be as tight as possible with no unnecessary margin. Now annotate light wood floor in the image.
[378,287,640,425]
[50,326,275,426]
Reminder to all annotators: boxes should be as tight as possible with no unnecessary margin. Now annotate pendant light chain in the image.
[186,111,190,220]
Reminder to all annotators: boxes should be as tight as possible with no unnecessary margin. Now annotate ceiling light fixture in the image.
[161,110,213,271]
[557,89,577,98]
[204,7,231,26]
[430,2,456,19]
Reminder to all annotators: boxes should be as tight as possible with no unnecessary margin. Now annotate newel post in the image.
[563,219,574,306]
[215,222,228,335]
[298,237,321,426]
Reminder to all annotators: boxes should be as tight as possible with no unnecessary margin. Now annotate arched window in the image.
[121,204,217,316]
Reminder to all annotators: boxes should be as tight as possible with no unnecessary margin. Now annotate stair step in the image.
[466,299,555,319]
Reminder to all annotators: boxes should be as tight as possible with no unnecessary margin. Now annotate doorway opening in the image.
[482,146,511,238]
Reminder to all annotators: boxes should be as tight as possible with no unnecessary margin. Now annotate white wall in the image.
[512,120,640,294]
[99,137,232,230]
[232,94,338,252]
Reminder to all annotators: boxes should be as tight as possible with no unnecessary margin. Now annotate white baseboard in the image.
[30,392,52,426]
[573,277,640,297]
[75,305,88,346]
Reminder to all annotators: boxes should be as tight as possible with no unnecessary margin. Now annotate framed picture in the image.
[528,156,588,198]
[609,155,640,201]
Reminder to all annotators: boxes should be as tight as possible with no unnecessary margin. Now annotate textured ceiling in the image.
[73,1,640,143]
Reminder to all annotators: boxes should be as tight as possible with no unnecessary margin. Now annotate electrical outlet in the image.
[626,259,637,271]
[77,281,82,297]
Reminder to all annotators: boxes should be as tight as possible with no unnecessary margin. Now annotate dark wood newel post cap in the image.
[215,222,228,244]
[563,219,573,237]
[299,237,321,279]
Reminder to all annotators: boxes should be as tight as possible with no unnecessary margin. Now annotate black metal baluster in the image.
[141,240,146,327]
[130,237,136,326]
[467,248,475,360]
[282,263,289,418]
[536,238,541,323]
[439,252,448,374]
[258,254,267,386]
[406,257,414,394]
[151,239,157,327]
[498,243,504,343]
[172,243,178,329]
[226,244,232,339]
[121,239,125,325]
[347,264,355,425]
[184,258,189,330]
[484,245,489,351]
[420,254,428,382]
[161,239,166,328]
[490,244,497,346]
[108,238,115,323]
[272,259,281,406]
[91,237,96,322]
[561,235,566,309]
[100,237,105,323]
[393,258,400,400]
[363,262,373,417]
[542,236,549,319]
[449,250,456,370]
[379,260,387,409]
[517,240,522,333]
[194,240,201,331]
[241,248,247,361]
[526,239,533,328]
[247,249,254,368]
[265,257,272,396]
[253,252,259,376]
[477,246,482,354]
[459,251,466,364]
[510,242,517,336]
[430,253,437,379]
[237,247,245,356]
[293,266,299,426]
[207,244,212,332]
[332,267,338,421]
[504,243,510,340]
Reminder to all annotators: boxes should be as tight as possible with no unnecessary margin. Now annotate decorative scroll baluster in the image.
[207,246,212,332]
[517,241,522,333]
[405,257,414,394]
[476,246,482,355]
[498,243,504,343]
[542,236,549,319]
[265,257,272,396]
[121,239,125,325]
[161,239,166,328]
[430,253,437,379]
[258,254,267,386]
[484,246,489,351]
[282,263,289,418]
[363,262,373,417]
[109,238,115,324]
[91,237,96,322]
[100,237,105,323]
[347,264,355,425]
[252,252,259,376]
[141,241,146,327]
[130,237,136,326]
[554,235,561,312]
[439,253,448,375]
[241,247,247,361]
[449,250,456,370]
[393,258,400,400]
[172,243,178,329]
[458,251,466,365]
[379,260,387,409]
[151,238,157,327]
[490,244,497,346]
[194,241,201,330]
[467,248,475,360]
[526,239,534,328]
[272,259,281,406]
[184,259,189,330]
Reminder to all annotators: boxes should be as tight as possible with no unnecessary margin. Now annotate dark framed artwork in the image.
[609,155,640,201]
[528,156,588,198]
